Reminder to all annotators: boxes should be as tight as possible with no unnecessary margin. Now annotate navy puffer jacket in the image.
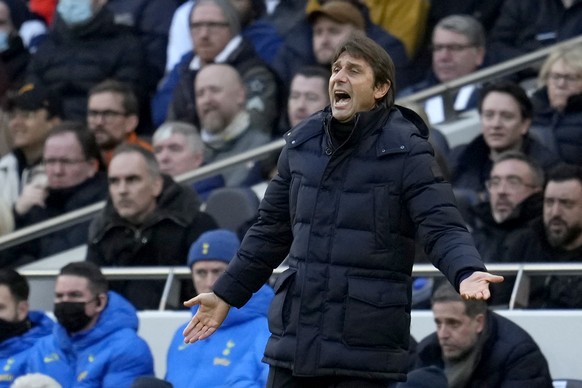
[214,105,486,380]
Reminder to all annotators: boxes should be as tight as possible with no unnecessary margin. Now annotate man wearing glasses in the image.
[9,122,107,265]
[398,14,486,124]
[87,80,153,167]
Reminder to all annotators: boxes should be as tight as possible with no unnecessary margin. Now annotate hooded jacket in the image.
[25,292,154,388]
[87,175,217,309]
[416,311,553,387]
[0,311,54,387]
[213,105,486,380]
[166,284,274,388]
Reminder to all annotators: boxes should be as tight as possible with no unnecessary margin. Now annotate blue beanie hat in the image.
[187,229,240,268]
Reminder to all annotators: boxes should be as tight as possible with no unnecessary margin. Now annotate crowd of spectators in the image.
[0,0,581,385]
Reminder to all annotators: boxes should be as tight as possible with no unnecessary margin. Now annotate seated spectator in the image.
[86,145,217,309]
[87,80,153,167]
[9,122,107,265]
[414,282,553,387]
[153,0,281,135]
[165,0,283,72]
[0,83,62,206]
[398,15,486,125]
[272,0,409,91]
[26,261,154,387]
[10,373,61,388]
[469,151,544,262]
[153,121,225,201]
[504,164,582,308]
[0,0,30,105]
[0,269,54,387]
[449,80,560,197]
[487,0,582,66]
[530,45,582,166]
[26,0,146,122]
[106,0,179,94]
[195,64,270,187]
[166,229,273,388]
[1,0,47,50]
[286,65,330,129]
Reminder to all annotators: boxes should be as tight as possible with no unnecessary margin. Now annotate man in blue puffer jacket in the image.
[0,269,54,387]
[166,229,273,388]
[26,262,154,388]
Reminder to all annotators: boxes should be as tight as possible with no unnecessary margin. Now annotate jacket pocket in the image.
[343,277,410,348]
[268,268,296,336]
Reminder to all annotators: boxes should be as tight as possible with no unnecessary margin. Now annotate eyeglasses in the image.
[43,158,87,167]
[430,43,476,53]
[189,21,230,33]
[87,109,127,121]
[547,72,582,84]
[485,176,538,191]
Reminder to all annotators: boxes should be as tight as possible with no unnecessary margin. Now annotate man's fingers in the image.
[183,295,201,307]
[489,274,505,283]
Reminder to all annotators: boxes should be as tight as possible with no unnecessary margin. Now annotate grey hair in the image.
[538,44,582,87]
[190,0,241,36]
[153,121,204,157]
[493,150,545,189]
[434,15,485,48]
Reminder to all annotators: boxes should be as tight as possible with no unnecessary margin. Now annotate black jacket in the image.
[26,7,146,121]
[213,105,486,380]
[416,311,553,387]
[530,88,582,165]
[87,175,217,309]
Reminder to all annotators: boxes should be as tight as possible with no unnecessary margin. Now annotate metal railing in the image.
[20,263,582,311]
[2,35,582,251]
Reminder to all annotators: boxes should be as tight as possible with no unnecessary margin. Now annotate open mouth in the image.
[333,90,351,107]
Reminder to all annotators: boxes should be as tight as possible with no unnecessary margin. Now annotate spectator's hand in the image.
[183,292,230,343]
[14,181,48,215]
[460,271,504,300]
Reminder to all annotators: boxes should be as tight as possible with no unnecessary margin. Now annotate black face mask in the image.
[53,301,94,334]
[0,317,30,343]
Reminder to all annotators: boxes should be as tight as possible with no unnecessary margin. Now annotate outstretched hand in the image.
[182,292,231,344]
[459,271,504,300]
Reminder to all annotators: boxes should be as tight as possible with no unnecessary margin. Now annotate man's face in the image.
[329,52,388,123]
[488,159,541,223]
[43,132,97,189]
[432,27,484,83]
[312,16,358,66]
[154,132,203,177]
[87,92,137,150]
[190,3,232,65]
[195,65,245,134]
[433,301,484,362]
[54,275,102,331]
[547,59,582,111]
[544,179,582,250]
[288,74,329,127]
[108,152,163,225]
[0,285,27,323]
[191,260,228,294]
[480,91,530,153]
[8,108,57,151]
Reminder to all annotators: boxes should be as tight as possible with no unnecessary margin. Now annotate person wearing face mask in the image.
[25,0,148,130]
[25,261,154,387]
[0,269,54,388]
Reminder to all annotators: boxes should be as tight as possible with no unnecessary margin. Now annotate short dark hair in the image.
[293,66,331,91]
[0,269,29,302]
[112,143,161,179]
[493,150,545,188]
[59,261,108,296]
[332,33,396,106]
[546,164,582,187]
[88,79,139,116]
[478,80,533,120]
[46,121,105,171]
[431,282,488,318]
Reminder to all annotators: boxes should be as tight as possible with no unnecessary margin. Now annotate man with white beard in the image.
[504,163,582,308]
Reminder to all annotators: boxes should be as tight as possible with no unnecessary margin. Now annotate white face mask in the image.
[57,0,94,26]
[0,31,9,52]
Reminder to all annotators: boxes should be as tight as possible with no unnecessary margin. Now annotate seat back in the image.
[203,187,260,234]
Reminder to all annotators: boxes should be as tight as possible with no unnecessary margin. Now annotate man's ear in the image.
[152,175,163,197]
[374,81,390,101]
[475,313,486,334]
[95,293,108,313]
[16,300,29,321]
